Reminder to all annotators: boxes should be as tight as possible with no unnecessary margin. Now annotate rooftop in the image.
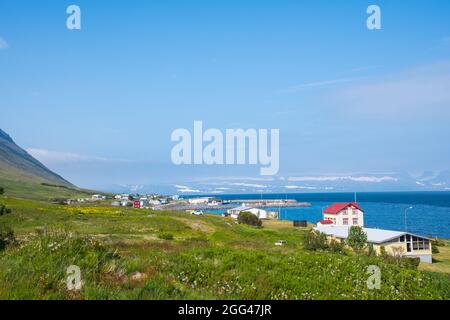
[323,202,364,214]
[314,225,429,244]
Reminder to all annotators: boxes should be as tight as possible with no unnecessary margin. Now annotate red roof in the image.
[323,202,364,215]
[318,220,333,225]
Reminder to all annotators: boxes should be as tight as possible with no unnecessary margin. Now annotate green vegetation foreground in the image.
[0,197,449,300]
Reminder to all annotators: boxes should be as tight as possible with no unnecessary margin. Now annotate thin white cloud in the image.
[284,185,317,190]
[174,185,190,189]
[177,188,201,193]
[0,37,8,50]
[279,77,366,93]
[331,61,450,118]
[174,184,202,193]
[27,148,131,164]
[229,182,268,188]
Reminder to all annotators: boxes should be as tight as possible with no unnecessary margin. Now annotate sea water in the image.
[208,192,450,239]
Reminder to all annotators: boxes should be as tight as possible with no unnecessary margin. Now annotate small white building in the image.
[322,202,364,227]
[91,194,106,201]
[139,198,149,207]
[148,199,162,206]
[120,200,132,207]
[317,220,334,227]
[227,205,272,220]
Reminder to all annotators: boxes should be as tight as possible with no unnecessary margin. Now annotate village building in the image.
[120,200,132,207]
[91,194,106,201]
[317,219,334,227]
[148,199,162,206]
[322,202,364,227]
[226,205,276,220]
[187,197,216,205]
[315,225,433,263]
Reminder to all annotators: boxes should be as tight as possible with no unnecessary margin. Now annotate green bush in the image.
[346,226,367,252]
[399,257,421,269]
[367,243,376,256]
[0,225,15,251]
[158,232,174,240]
[379,246,387,258]
[0,186,4,195]
[328,239,345,253]
[0,204,12,216]
[303,231,329,251]
[237,212,262,227]
[431,241,440,254]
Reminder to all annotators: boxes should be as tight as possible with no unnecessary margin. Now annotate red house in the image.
[321,202,365,227]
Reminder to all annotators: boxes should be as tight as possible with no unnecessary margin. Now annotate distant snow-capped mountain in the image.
[100,171,450,195]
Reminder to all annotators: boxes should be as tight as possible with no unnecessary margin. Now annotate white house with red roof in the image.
[321,202,364,227]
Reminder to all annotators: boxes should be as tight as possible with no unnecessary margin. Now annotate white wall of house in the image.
[324,207,364,227]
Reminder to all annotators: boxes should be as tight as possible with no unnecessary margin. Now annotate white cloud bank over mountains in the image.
[287,176,398,183]
[105,171,450,194]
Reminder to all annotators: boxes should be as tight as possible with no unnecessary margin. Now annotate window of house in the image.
[400,236,405,242]
[352,218,358,225]
[411,237,428,250]
[343,218,349,225]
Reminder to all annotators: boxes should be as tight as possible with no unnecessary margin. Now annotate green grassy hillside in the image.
[0,128,98,200]
[0,196,449,300]
[0,178,97,201]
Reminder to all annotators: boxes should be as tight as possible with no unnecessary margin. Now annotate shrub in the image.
[303,231,329,251]
[379,246,388,258]
[0,186,4,195]
[381,254,420,270]
[0,225,15,251]
[367,243,376,256]
[328,239,345,253]
[346,226,367,252]
[399,257,421,269]
[237,212,262,227]
[431,241,440,254]
[158,232,174,240]
[0,204,12,216]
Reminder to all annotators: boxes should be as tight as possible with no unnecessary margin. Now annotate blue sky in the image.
[1,0,450,191]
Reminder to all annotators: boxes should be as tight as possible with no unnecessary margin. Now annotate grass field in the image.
[0,196,449,300]
[0,177,99,201]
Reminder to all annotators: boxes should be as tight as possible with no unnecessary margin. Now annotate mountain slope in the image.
[0,128,73,186]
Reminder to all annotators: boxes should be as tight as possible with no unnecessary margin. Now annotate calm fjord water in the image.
[211,192,450,239]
